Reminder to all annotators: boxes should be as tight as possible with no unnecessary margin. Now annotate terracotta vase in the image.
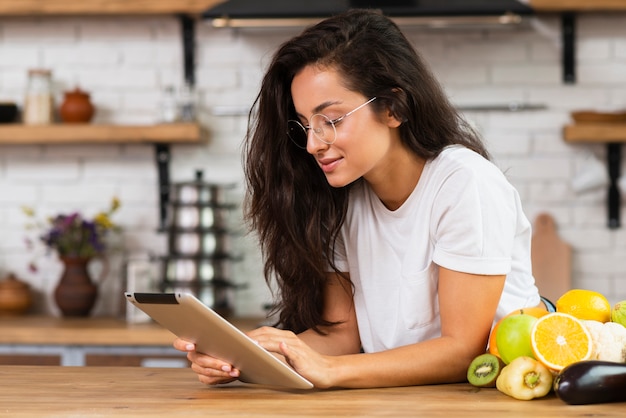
[59,88,95,123]
[54,257,98,317]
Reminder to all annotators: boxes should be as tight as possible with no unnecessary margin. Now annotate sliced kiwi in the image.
[466,353,505,388]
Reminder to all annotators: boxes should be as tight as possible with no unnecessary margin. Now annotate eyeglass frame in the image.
[287,96,377,149]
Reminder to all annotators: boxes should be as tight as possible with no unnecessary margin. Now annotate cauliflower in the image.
[582,320,626,362]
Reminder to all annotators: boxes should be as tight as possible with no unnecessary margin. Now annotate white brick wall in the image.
[1,13,626,317]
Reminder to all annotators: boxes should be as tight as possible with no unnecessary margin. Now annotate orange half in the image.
[530,312,593,371]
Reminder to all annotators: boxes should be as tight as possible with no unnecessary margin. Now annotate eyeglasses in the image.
[287,97,377,149]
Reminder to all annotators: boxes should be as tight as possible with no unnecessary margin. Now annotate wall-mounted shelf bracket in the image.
[155,144,171,231]
[562,12,576,84]
[607,143,621,229]
[153,15,197,230]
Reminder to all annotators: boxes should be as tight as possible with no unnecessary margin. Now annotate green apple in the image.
[495,314,538,364]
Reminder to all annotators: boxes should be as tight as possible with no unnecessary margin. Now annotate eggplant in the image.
[554,360,626,405]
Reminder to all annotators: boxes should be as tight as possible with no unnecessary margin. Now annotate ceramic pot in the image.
[0,273,33,315]
[54,257,98,316]
[59,88,95,123]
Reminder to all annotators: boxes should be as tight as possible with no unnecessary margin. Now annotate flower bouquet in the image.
[23,197,121,316]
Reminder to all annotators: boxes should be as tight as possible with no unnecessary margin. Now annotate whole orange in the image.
[488,307,549,357]
[556,289,611,322]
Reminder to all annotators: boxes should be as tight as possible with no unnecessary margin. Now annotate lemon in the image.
[556,289,611,323]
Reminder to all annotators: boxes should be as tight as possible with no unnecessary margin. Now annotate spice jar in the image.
[23,69,54,125]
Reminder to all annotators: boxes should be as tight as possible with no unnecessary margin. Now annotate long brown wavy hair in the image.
[242,9,489,334]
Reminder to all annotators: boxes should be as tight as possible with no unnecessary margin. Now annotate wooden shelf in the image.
[564,123,626,143]
[0,123,201,144]
[530,0,626,11]
[0,0,224,16]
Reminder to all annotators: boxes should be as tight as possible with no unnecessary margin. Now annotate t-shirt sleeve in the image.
[430,163,517,275]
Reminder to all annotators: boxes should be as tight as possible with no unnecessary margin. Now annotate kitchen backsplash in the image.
[0,13,625,317]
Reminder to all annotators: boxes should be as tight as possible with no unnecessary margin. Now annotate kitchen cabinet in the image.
[0,0,225,16]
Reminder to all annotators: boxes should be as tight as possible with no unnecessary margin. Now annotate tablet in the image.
[124,292,314,390]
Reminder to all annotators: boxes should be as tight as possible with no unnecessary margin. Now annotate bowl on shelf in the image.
[0,102,18,123]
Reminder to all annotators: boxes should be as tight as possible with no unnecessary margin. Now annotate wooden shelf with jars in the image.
[0,0,225,16]
[0,123,201,145]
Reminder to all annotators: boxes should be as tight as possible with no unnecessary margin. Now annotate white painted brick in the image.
[0,145,43,158]
[78,18,153,41]
[482,130,531,155]
[529,41,560,64]
[578,63,626,85]
[565,228,614,251]
[578,39,613,61]
[577,14,626,37]
[40,184,118,205]
[83,158,156,181]
[79,67,158,89]
[492,64,561,85]
[444,40,528,63]
[528,86,610,109]
[6,158,80,181]
[527,181,571,204]
[431,62,489,85]
[1,19,76,43]
[497,156,571,181]
[447,86,525,107]
[0,183,39,204]
[43,144,122,159]
[196,67,239,90]
[43,44,121,68]
[486,110,570,131]
[616,38,626,60]
[533,132,574,154]
[0,45,39,68]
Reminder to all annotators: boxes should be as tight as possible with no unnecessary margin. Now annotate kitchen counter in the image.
[0,365,623,417]
[0,316,261,367]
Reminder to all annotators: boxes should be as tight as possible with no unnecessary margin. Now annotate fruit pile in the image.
[467,289,626,404]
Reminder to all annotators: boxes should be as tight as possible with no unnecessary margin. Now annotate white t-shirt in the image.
[332,145,540,353]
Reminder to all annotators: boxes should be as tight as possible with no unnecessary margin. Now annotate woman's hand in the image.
[173,338,240,385]
[248,326,336,389]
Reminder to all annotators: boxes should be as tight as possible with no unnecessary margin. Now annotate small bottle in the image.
[23,69,54,125]
[159,85,179,123]
[178,82,196,122]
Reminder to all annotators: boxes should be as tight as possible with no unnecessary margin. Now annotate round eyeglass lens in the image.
[310,114,335,145]
[287,120,307,149]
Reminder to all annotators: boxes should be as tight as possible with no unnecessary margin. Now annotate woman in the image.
[175,9,542,389]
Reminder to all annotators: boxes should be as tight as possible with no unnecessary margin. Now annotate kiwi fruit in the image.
[466,353,505,388]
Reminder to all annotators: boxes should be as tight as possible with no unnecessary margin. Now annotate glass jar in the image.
[23,69,54,125]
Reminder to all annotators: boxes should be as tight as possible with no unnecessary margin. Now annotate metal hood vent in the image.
[202,0,534,29]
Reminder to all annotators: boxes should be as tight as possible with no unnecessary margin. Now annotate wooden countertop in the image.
[0,316,261,346]
[0,365,623,416]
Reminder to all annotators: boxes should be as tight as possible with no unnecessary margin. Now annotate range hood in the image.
[203,0,534,29]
